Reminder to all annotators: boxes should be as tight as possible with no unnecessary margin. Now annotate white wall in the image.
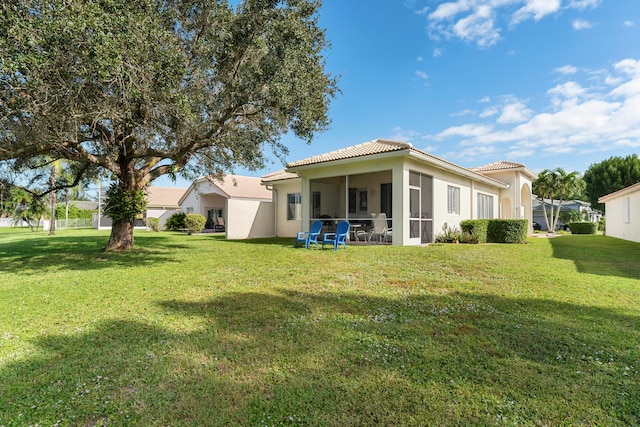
[225,199,274,239]
[146,208,181,230]
[605,190,640,242]
[272,179,302,238]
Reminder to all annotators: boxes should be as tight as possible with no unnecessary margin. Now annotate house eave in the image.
[407,151,510,189]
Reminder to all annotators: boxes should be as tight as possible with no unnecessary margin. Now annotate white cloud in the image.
[511,0,561,26]
[497,101,533,123]
[432,123,494,140]
[451,109,475,117]
[415,70,429,80]
[568,0,601,9]
[623,20,634,27]
[390,127,423,142]
[478,96,491,103]
[555,65,578,74]
[422,0,603,47]
[429,58,640,163]
[433,48,444,58]
[480,106,499,118]
[572,19,593,30]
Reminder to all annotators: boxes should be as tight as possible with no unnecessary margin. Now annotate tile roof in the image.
[469,161,527,173]
[146,187,187,208]
[287,139,413,168]
[205,175,272,200]
[261,169,299,183]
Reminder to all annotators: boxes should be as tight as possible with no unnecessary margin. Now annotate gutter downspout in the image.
[265,184,278,238]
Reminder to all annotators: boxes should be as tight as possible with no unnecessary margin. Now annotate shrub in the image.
[569,222,597,234]
[434,223,461,243]
[460,220,489,243]
[145,217,160,232]
[165,212,186,231]
[487,219,528,244]
[184,213,206,234]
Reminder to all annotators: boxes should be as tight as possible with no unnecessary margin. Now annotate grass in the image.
[0,228,639,426]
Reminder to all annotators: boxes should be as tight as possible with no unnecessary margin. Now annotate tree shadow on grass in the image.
[550,235,640,280]
[0,233,189,275]
[2,290,637,426]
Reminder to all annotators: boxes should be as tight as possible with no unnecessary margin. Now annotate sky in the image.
[157,0,640,188]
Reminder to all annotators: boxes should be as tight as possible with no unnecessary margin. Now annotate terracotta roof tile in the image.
[146,187,187,208]
[469,161,527,173]
[206,175,272,200]
[287,139,412,168]
[261,169,299,183]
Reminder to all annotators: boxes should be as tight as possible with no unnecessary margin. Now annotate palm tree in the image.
[532,168,586,232]
[532,169,556,232]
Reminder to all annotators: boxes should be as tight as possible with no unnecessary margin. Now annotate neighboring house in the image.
[145,187,187,229]
[262,139,537,245]
[179,175,274,239]
[598,182,640,243]
[532,199,598,231]
[93,186,186,230]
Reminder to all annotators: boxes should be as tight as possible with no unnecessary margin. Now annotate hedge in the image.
[568,222,597,234]
[487,219,528,244]
[460,220,489,243]
[184,213,206,234]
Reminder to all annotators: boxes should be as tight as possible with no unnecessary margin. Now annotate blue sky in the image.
[158,0,640,187]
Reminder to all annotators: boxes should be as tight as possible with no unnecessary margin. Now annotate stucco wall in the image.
[273,179,303,238]
[605,190,640,242]
[147,208,181,229]
[226,198,275,239]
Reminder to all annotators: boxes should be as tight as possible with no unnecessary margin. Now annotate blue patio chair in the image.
[295,220,323,249]
[322,221,350,251]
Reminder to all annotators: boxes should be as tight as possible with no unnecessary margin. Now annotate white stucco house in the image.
[598,182,640,243]
[261,139,537,246]
[179,175,274,239]
[145,187,187,229]
[94,186,186,230]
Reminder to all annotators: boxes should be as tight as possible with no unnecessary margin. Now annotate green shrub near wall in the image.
[568,222,598,234]
[487,219,528,244]
[460,220,489,243]
[184,213,206,234]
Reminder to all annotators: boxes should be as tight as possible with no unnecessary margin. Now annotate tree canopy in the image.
[583,154,640,212]
[0,0,337,249]
[532,168,585,232]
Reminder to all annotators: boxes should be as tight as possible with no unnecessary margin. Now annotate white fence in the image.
[56,218,93,228]
[0,217,91,229]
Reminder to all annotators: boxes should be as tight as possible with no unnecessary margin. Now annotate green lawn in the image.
[0,228,638,426]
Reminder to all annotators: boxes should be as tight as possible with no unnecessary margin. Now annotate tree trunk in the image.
[49,165,57,236]
[105,219,135,250]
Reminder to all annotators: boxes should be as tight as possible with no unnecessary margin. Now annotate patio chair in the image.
[295,220,323,249]
[322,220,350,251]
[369,213,392,243]
[214,216,225,232]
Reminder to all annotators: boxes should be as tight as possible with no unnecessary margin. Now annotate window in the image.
[348,187,368,214]
[447,186,460,215]
[287,193,302,220]
[477,193,494,219]
[623,197,630,223]
[186,207,194,214]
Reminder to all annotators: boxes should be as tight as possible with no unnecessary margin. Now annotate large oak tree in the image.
[583,154,640,213]
[0,0,337,249]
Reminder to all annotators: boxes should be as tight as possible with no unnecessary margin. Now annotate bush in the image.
[145,217,160,232]
[460,220,489,243]
[487,219,528,244]
[165,212,186,231]
[184,213,206,234]
[568,222,597,234]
